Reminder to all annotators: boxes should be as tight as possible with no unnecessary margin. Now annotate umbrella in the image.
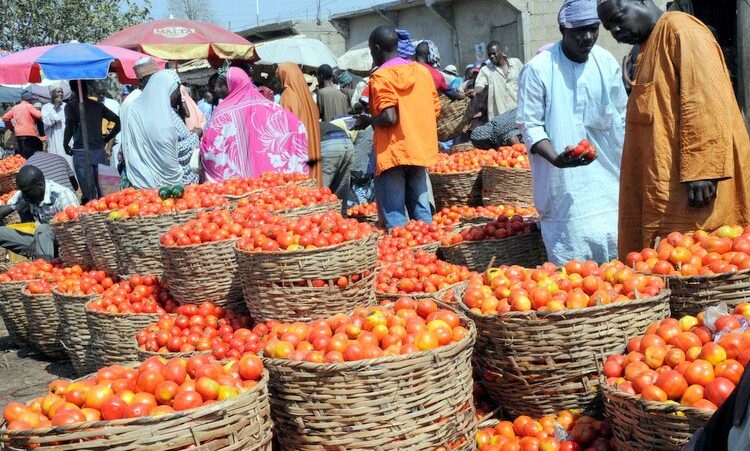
[0,42,164,197]
[0,86,23,103]
[255,37,338,70]
[100,18,256,61]
[337,41,372,74]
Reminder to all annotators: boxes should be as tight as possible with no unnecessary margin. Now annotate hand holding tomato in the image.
[555,140,597,168]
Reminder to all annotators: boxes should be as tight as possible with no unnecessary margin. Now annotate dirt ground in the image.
[0,318,75,407]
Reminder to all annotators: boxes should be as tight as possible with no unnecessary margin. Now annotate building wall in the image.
[294,21,347,57]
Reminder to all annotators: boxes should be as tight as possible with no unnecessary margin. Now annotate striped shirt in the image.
[24,152,75,191]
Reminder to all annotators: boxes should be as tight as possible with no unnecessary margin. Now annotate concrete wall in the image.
[294,21,347,57]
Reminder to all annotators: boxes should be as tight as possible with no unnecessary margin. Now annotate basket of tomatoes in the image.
[235,185,342,219]
[628,227,750,318]
[439,214,547,272]
[481,144,534,207]
[428,150,489,209]
[22,280,67,359]
[459,260,671,417]
[235,212,378,323]
[50,207,93,267]
[347,202,379,227]
[0,154,25,194]
[0,355,273,450]
[260,299,477,449]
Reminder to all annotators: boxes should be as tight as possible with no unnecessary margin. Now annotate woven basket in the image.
[437,94,471,142]
[80,211,119,275]
[85,303,161,367]
[0,370,273,451]
[459,288,672,418]
[273,200,342,219]
[481,165,534,207]
[430,170,482,210]
[107,210,203,276]
[53,289,100,376]
[448,142,475,154]
[236,234,378,322]
[135,341,212,362]
[0,170,18,194]
[411,241,441,254]
[1,210,20,226]
[161,238,243,307]
[439,231,548,272]
[262,306,477,449]
[663,269,750,318]
[601,377,711,450]
[0,281,30,348]
[50,219,93,267]
[296,178,318,189]
[376,280,469,305]
[350,214,379,227]
[21,289,66,359]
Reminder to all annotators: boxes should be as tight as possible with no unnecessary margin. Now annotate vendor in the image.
[0,165,79,260]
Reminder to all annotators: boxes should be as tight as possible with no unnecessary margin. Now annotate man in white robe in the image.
[516,0,627,265]
[41,83,72,169]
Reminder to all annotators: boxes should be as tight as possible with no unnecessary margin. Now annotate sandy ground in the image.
[0,317,75,407]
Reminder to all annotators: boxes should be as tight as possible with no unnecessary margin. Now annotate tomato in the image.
[173,390,204,411]
[655,370,689,400]
[684,360,715,386]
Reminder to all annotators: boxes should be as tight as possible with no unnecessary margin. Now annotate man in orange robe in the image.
[598,0,750,255]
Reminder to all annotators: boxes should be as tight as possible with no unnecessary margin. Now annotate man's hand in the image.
[64,144,72,156]
[551,145,597,168]
[687,180,718,208]
[192,127,203,139]
[352,114,372,131]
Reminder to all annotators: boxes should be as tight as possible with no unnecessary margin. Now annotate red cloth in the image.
[419,63,448,92]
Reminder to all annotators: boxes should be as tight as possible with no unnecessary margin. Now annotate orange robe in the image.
[369,62,441,175]
[619,12,750,255]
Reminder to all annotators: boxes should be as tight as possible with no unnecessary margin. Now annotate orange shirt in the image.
[370,62,441,175]
[2,101,42,137]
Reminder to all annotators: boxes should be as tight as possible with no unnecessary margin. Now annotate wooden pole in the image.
[739,0,750,128]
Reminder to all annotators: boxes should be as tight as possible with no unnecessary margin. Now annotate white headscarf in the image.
[122,69,183,188]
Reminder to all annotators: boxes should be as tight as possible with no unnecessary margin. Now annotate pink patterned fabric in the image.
[200,67,309,182]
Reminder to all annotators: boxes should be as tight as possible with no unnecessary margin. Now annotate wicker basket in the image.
[448,142,475,154]
[601,377,711,450]
[663,269,750,318]
[273,200,342,219]
[262,306,477,449]
[296,178,318,189]
[437,94,471,142]
[53,289,100,376]
[161,238,243,307]
[430,170,482,210]
[85,303,161,367]
[80,211,119,275]
[1,210,20,226]
[350,214,379,227]
[0,281,30,348]
[0,370,273,451]
[236,234,378,322]
[376,280,469,305]
[411,241,441,254]
[21,289,66,359]
[459,288,672,418]
[0,170,18,194]
[107,210,203,276]
[482,165,534,206]
[50,219,93,267]
[439,231,548,272]
[135,341,212,362]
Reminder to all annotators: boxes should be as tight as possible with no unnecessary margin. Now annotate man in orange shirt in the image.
[2,90,42,155]
[354,25,441,230]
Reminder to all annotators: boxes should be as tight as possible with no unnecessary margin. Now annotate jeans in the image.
[72,148,106,203]
[0,224,56,260]
[321,138,354,213]
[375,165,432,231]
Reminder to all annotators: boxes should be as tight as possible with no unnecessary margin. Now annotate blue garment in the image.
[197,99,213,125]
[449,76,462,91]
[516,42,627,264]
[72,148,107,203]
[375,165,432,231]
[558,0,600,29]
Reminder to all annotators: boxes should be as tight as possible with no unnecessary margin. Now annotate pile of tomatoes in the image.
[604,304,750,411]
[432,205,537,229]
[487,144,531,169]
[375,251,473,295]
[347,202,378,217]
[208,172,310,197]
[107,184,228,219]
[476,410,613,451]
[160,207,276,247]
[261,299,469,362]
[626,226,750,277]
[235,185,339,212]
[0,154,25,174]
[86,275,177,315]
[449,214,538,245]
[236,211,375,252]
[429,149,498,174]
[0,190,16,205]
[135,302,272,360]
[0,260,61,283]
[2,354,264,431]
[377,220,454,260]
[462,260,665,314]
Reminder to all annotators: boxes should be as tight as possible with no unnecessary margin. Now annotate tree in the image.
[168,0,215,22]
[0,0,151,51]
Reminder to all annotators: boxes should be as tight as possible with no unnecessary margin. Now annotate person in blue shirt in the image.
[196,87,214,126]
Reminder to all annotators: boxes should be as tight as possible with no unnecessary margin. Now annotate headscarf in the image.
[337,70,353,86]
[121,69,183,188]
[415,40,441,67]
[558,0,601,29]
[200,67,309,182]
[47,82,61,94]
[277,62,322,187]
[396,29,415,58]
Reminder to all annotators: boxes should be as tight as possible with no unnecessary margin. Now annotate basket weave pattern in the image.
[81,212,119,275]
[0,171,18,194]
[0,281,30,347]
[664,269,750,317]
[460,289,671,417]
[430,170,483,210]
[262,310,477,449]
[436,94,470,142]
[439,231,548,272]
[86,304,161,367]
[161,239,243,307]
[482,166,534,206]
[0,371,274,451]
[273,200,341,219]
[50,220,93,267]
[601,377,711,450]
[53,289,100,376]
[22,290,66,358]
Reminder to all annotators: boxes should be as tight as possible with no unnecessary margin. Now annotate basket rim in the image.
[375,279,469,299]
[482,165,530,172]
[439,229,540,250]
[84,299,163,318]
[51,287,103,301]
[428,168,482,177]
[0,369,269,437]
[271,199,340,214]
[656,267,750,283]
[105,207,208,225]
[459,288,671,320]
[0,279,37,288]
[235,231,379,257]
[159,237,238,251]
[134,338,213,359]
[20,288,53,298]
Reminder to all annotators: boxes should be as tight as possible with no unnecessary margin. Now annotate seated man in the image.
[0,165,79,260]
[20,136,78,192]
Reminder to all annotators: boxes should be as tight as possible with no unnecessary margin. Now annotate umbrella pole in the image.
[76,80,96,201]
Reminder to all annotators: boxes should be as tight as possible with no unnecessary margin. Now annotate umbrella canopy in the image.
[337,41,372,73]
[100,18,256,61]
[0,86,23,103]
[256,37,338,70]
[0,43,165,85]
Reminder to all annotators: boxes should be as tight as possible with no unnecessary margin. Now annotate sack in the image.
[97,164,120,197]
